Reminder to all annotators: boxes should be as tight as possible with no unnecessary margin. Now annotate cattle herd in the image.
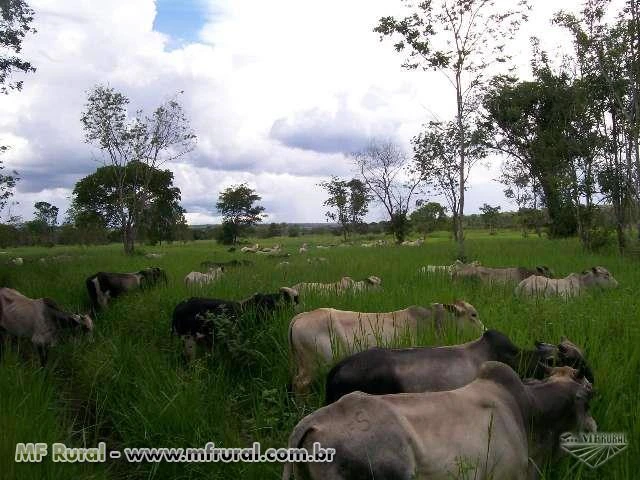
[0,245,622,479]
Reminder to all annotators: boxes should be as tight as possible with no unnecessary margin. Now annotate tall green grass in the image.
[0,232,638,479]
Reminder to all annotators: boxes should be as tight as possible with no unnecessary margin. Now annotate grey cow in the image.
[516,266,618,297]
[0,287,93,365]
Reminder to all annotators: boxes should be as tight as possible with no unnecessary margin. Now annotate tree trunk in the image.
[123,225,136,255]
[455,71,466,259]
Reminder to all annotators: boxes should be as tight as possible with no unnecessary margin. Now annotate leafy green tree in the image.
[0,154,18,220]
[479,204,501,234]
[34,201,58,227]
[375,0,530,256]
[80,85,196,253]
[216,184,265,244]
[410,201,448,234]
[0,0,35,222]
[32,201,58,244]
[483,66,591,238]
[70,162,185,247]
[319,177,371,240]
[1,0,36,94]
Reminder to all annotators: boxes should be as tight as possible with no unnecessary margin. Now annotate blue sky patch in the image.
[153,0,208,48]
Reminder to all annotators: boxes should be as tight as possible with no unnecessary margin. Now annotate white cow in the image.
[184,267,224,287]
[289,300,483,393]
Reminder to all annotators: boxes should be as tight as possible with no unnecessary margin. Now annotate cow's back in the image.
[0,288,45,338]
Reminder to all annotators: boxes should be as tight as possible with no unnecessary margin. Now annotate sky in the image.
[1,0,590,225]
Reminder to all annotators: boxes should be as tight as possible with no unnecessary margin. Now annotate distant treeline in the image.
[0,204,623,249]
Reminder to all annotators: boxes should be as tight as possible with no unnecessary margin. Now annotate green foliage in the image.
[216,184,265,244]
[319,177,371,240]
[70,162,185,247]
[0,0,36,94]
[216,221,236,245]
[33,201,58,227]
[410,202,448,234]
[80,85,196,253]
[479,204,502,234]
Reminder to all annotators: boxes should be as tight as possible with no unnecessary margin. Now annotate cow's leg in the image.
[0,327,6,362]
[36,344,48,367]
[182,335,197,362]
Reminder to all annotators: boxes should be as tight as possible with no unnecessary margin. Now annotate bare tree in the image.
[80,85,196,254]
[353,139,421,243]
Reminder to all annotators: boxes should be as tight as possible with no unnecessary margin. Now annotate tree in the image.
[352,139,421,243]
[1,0,36,94]
[483,67,589,238]
[216,184,265,244]
[319,177,371,240]
[410,201,448,234]
[554,0,640,251]
[34,201,58,227]
[0,152,19,221]
[413,120,487,241]
[80,85,196,253]
[479,204,501,234]
[0,0,35,211]
[32,201,58,244]
[70,162,185,246]
[375,0,530,256]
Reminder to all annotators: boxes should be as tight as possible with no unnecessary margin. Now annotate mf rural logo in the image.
[560,432,628,469]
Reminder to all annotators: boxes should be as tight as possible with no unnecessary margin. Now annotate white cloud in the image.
[1,0,588,224]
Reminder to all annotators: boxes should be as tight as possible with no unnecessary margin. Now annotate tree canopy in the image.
[70,162,186,245]
[216,184,265,244]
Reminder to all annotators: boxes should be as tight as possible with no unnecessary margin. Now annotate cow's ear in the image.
[443,303,462,314]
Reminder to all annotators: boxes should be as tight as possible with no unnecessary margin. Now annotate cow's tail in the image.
[85,274,99,310]
[282,416,317,480]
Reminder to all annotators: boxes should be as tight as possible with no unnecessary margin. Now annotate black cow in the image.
[172,287,298,360]
[200,259,253,269]
[86,267,167,309]
[325,329,593,404]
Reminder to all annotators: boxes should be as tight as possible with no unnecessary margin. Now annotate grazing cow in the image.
[184,267,224,287]
[172,287,299,360]
[291,276,380,296]
[453,263,552,283]
[289,301,484,394]
[10,257,23,265]
[86,267,167,309]
[402,238,424,246]
[516,266,618,297]
[325,329,594,403]
[200,259,252,269]
[257,244,282,255]
[306,257,327,264]
[419,259,480,275]
[0,288,93,365]
[283,362,595,480]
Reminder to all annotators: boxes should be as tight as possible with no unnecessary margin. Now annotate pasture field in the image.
[1,232,638,479]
